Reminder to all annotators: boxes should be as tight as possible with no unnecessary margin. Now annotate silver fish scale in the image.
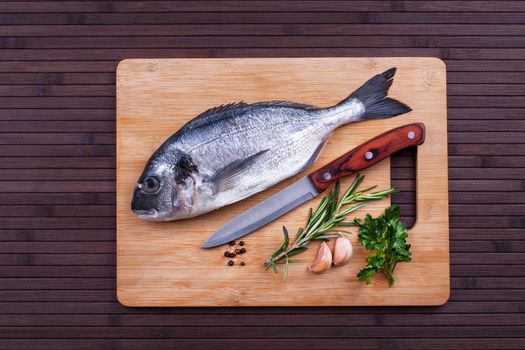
[176,101,364,214]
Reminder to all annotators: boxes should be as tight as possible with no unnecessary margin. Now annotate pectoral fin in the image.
[207,150,269,194]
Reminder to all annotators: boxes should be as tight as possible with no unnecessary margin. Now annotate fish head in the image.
[131,149,198,221]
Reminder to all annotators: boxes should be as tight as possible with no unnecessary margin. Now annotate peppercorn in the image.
[228,260,234,266]
[240,261,246,266]
[240,248,246,254]
[229,240,235,246]
[239,241,245,246]
[224,251,230,257]
[234,249,241,254]
[229,252,236,258]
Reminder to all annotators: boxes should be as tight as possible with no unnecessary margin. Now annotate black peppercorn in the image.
[240,248,246,254]
[239,241,245,246]
[228,260,234,266]
[234,249,241,254]
[240,261,246,266]
[229,240,235,246]
[224,251,230,257]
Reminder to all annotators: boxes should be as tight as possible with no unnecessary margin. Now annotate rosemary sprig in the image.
[264,174,398,278]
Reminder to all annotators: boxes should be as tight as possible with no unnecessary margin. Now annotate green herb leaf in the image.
[357,266,379,284]
[284,256,290,281]
[337,221,356,227]
[295,227,304,241]
[314,234,341,240]
[275,258,299,264]
[282,226,290,250]
[355,204,412,287]
[286,246,308,257]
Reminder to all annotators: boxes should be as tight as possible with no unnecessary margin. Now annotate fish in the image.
[131,68,411,221]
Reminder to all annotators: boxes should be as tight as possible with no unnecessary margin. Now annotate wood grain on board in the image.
[116,58,448,307]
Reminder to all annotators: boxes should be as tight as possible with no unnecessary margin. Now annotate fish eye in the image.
[142,176,160,193]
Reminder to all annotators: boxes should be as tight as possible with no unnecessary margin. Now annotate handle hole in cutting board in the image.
[391,147,416,229]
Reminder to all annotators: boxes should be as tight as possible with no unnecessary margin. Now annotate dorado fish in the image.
[131,68,411,221]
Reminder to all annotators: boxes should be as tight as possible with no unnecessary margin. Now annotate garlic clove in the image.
[332,235,353,266]
[308,241,332,273]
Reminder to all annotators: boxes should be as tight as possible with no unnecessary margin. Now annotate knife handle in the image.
[308,123,426,192]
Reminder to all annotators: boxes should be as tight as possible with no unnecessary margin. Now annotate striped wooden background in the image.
[0,1,523,349]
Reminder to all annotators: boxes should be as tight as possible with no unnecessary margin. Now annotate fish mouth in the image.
[132,209,158,219]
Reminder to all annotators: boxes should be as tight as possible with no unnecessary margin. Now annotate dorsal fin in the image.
[180,100,318,134]
[180,102,249,133]
[194,102,249,119]
[250,100,318,110]
[193,100,317,120]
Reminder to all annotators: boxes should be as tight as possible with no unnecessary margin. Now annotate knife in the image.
[201,122,426,248]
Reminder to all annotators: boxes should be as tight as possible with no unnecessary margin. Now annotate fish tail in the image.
[340,67,411,121]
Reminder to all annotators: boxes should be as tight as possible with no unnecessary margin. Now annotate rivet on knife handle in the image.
[308,123,426,192]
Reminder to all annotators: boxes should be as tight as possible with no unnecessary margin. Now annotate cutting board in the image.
[116,58,449,307]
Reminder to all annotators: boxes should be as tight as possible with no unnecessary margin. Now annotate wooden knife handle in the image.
[308,123,426,192]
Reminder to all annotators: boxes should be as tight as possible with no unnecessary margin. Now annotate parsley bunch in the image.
[354,204,411,287]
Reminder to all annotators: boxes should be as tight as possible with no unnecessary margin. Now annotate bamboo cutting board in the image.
[116,58,449,307]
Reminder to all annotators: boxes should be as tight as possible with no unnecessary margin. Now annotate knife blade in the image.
[201,122,426,248]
